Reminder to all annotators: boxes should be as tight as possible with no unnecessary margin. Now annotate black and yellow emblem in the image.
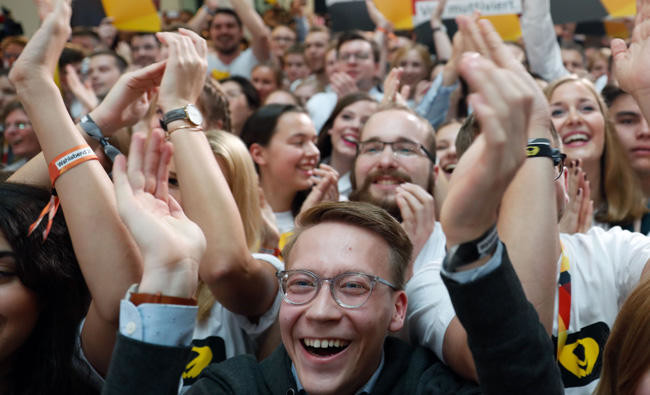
[553,322,610,387]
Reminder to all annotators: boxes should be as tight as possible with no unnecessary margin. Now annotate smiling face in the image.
[337,40,378,89]
[271,26,296,58]
[329,100,378,160]
[3,109,40,160]
[549,81,605,165]
[130,34,161,68]
[610,93,650,176]
[209,13,243,55]
[280,221,406,395]
[0,234,40,368]
[352,110,435,216]
[397,49,427,88]
[255,112,320,194]
[435,121,461,179]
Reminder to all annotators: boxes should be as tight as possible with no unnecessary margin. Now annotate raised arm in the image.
[430,0,452,61]
[520,0,569,81]
[612,0,650,127]
[365,0,392,81]
[230,0,272,63]
[9,0,165,375]
[156,29,279,318]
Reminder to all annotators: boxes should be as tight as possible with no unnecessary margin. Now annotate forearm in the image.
[231,0,271,61]
[432,28,452,61]
[442,245,562,394]
[186,5,213,33]
[497,129,559,333]
[170,129,277,317]
[14,77,142,323]
[520,0,568,81]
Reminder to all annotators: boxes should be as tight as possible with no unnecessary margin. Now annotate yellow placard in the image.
[482,14,521,42]
[376,0,415,30]
[601,0,635,17]
[101,0,161,32]
[604,21,630,39]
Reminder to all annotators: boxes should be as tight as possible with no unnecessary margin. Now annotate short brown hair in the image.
[282,201,412,289]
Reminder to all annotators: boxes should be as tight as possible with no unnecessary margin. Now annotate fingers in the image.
[610,38,629,61]
[127,132,147,191]
[457,15,489,57]
[179,27,208,59]
[143,130,164,194]
[129,60,167,87]
[154,141,174,202]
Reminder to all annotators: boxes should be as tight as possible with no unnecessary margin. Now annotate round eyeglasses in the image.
[276,270,398,309]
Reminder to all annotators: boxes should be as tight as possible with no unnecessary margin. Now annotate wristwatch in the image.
[161,104,203,131]
[443,225,499,272]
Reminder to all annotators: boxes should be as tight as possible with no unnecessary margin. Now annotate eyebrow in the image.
[615,111,640,118]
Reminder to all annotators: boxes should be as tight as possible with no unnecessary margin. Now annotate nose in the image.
[566,106,583,125]
[377,145,398,169]
[304,282,342,322]
[305,140,320,159]
[637,118,650,138]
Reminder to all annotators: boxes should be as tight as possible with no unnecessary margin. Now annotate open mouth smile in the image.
[301,338,350,357]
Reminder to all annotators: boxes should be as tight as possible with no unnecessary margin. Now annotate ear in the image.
[388,290,408,332]
[249,143,268,166]
[432,163,440,184]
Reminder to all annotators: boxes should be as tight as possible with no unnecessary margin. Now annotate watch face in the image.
[186,105,204,125]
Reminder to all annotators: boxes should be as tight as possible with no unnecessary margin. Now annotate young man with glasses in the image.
[307,31,383,131]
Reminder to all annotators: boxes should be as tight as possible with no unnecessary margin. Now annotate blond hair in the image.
[197,130,263,319]
[544,76,646,224]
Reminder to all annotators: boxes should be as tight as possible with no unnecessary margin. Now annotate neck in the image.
[216,48,241,65]
[638,172,650,198]
[260,173,296,212]
[582,158,602,209]
[330,151,354,176]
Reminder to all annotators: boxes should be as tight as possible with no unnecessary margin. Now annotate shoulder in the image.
[377,338,478,394]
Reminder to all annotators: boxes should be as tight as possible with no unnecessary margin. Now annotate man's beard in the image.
[348,169,413,222]
[216,37,239,55]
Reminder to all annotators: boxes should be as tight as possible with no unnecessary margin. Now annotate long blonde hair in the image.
[197,130,263,319]
[544,76,646,224]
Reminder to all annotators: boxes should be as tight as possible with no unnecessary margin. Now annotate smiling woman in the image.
[545,76,646,226]
[0,182,93,394]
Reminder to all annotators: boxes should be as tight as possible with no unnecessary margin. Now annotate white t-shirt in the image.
[180,253,284,391]
[398,225,649,395]
[555,226,650,394]
[207,47,259,79]
[274,210,295,235]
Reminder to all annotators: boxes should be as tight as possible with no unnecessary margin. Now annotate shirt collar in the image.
[290,349,385,395]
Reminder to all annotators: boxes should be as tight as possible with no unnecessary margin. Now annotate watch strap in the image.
[443,224,499,272]
[526,138,553,160]
[161,108,187,131]
[80,114,122,162]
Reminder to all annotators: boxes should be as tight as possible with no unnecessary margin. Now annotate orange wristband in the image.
[130,292,197,306]
[48,145,98,186]
[29,145,99,241]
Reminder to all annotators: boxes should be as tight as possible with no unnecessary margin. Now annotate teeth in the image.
[303,338,350,348]
[563,133,589,144]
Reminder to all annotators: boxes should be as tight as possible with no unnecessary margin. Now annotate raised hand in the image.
[612,0,650,104]
[396,183,436,280]
[331,72,359,98]
[64,64,99,112]
[559,159,593,234]
[365,0,393,31]
[441,50,534,246]
[156,28,208,112]
[381,67,409,107]
[10,0,71,86]
[88,60,166,134]
[113,130,206,298]
[300,163,339,215]
[457,16,550,137]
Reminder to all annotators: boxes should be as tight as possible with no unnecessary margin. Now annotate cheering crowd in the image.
[0,0,649,394]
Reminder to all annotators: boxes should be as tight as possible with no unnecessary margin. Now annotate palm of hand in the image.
[614,22,650,96]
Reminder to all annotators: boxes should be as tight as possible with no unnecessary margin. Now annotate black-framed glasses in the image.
[356,139,436,163]
[1,121,31,133]
[552,149,566,181]
[276,269,398,309]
